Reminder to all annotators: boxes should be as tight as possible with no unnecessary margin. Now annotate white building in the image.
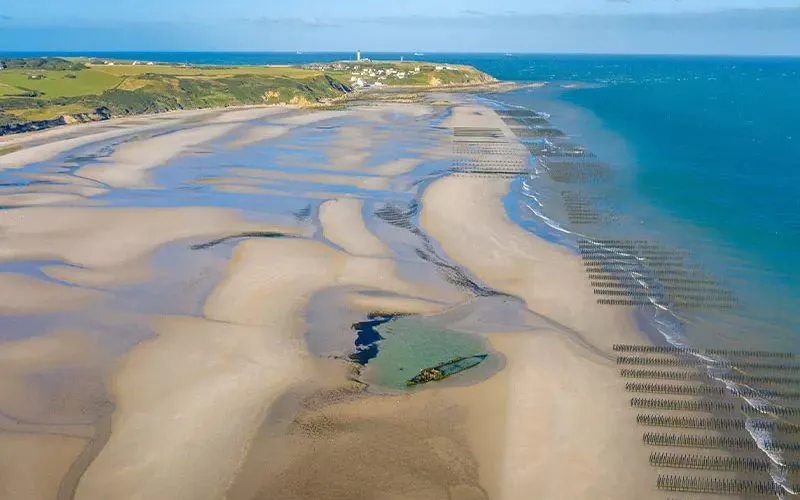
[353,78,366,88]
[356,50,361,61]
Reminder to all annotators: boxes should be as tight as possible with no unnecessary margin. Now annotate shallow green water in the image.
[362,316,488,389]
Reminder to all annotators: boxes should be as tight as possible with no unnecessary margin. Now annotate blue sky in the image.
[1,0,799,55]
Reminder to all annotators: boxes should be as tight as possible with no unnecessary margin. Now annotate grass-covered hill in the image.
[0,57,494,135]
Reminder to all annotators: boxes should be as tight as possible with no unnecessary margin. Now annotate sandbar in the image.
[319,198,391,257]
[418,104,658,498]
[77,124,241,188]
[0,99,664,500]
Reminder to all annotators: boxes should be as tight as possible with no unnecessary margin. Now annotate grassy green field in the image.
[89,64,322,79]
[0,70,123,98]
[0,57,493,134]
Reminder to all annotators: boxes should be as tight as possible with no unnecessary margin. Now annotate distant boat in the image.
[505,53,514,56]
[296,51,303,55]
[414,52,424,56]
[406,354,488,386]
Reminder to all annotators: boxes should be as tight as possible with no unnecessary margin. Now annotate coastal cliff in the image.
[0,57,494,136]
[0,108,113,136]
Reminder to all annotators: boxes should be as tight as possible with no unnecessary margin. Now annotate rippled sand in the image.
[0,102,657,500]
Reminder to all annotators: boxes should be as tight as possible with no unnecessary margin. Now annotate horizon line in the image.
[2,50,800,59]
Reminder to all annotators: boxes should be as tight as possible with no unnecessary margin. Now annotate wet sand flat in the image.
[0,101,657,500]
[77,124,245,188]
[420,104,657,499]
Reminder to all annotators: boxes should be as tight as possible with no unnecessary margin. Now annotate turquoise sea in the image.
[475,55,800,354]
[11,51,799,351]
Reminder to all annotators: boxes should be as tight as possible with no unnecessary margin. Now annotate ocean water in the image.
[10,51,799,350]
[475,58,800,487]
[474,56,800,356]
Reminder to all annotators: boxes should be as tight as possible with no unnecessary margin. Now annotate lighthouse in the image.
[356,50,361,61]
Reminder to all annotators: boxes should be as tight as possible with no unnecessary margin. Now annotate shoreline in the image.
[417,102,658,498]
[0,105,295,149]
[0,87,531,146]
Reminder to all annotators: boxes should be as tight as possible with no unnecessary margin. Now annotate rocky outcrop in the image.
[324,76,352,94]
[0,107,112,135]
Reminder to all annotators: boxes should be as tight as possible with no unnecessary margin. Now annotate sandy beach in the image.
[0,100,663,500]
